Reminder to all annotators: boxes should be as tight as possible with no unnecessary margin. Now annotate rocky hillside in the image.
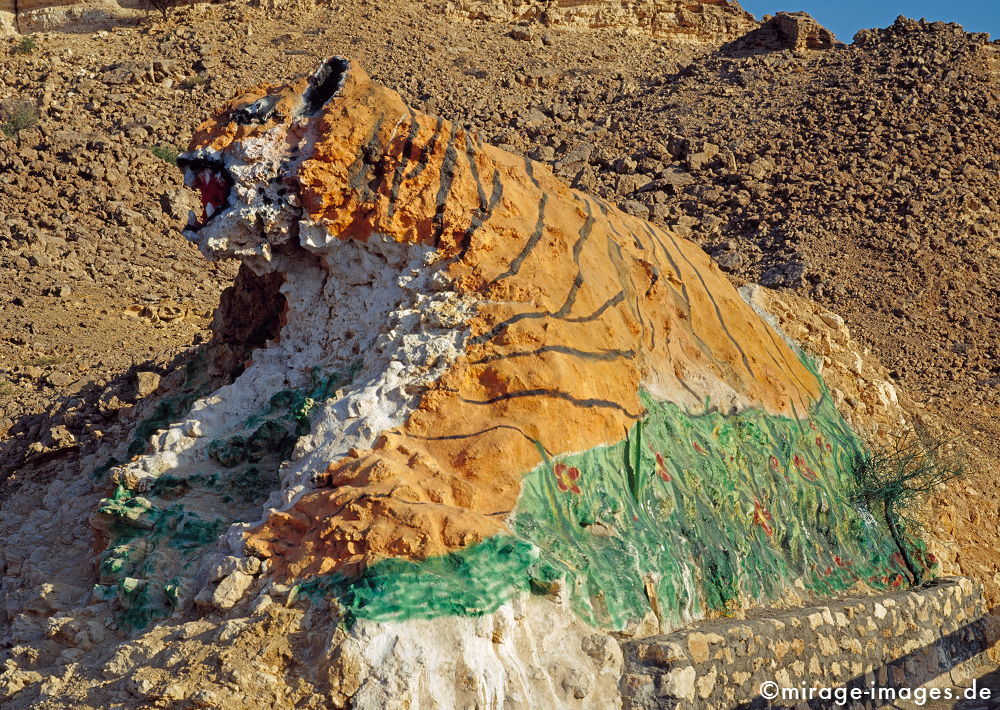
[564,17,1000,438]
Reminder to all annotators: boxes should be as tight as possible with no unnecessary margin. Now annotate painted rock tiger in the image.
[171,56,822,583]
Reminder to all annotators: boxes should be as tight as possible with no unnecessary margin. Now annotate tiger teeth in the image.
[187,209,198,227]
[206,203,216,217]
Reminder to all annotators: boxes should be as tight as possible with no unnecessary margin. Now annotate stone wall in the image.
[446,0,759,45]
[621,577,994,709]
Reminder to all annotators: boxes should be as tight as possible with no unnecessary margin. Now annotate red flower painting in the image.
[753,499,774,537]
[554,463,582,494]
[792,454,819,481]
[654,452,672,482]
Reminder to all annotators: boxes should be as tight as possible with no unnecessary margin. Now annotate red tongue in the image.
[195,173,227,213]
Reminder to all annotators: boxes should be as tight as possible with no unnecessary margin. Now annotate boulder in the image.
[722,11,842,54]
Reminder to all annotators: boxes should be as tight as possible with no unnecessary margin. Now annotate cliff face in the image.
[0,0,144,34]
[2,0,757,40]
[0,0,14,33]
[447,0,759,44]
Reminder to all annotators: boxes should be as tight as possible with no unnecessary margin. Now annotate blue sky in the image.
[737,1,999,43]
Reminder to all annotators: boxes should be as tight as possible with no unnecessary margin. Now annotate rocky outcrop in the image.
[447,0,759,45]
[743,286,911,451]
[0,0,15,32]
[721,11,841,54]
[1,0,316,33]
[0,0,146,34]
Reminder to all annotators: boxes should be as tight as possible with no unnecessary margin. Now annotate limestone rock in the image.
[722,11,842,54]
[134,371,161,398]
[174,57,822,583]
[210,571,253,610]
[71,59,918,668]
[0,668,42,702]
[3,0,143,34]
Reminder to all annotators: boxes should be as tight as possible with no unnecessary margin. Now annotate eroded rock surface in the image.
[722,11,842,53]
[0,0,142,34]
[447,0,759,45]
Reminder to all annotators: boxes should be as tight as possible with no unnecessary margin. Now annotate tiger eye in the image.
[232,95,281,126]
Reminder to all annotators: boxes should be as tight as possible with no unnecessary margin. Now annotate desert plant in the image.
[850,435,964,586]
[179,74,209,89]
[150,144,181,165]
[13,36,37,56]
[1,100,39,137]
[23,355,68,367]
[144,0,183,19]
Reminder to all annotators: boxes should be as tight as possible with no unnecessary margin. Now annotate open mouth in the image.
[178,154,233,231]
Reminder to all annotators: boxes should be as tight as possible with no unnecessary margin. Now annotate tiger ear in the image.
[304,57,350,115]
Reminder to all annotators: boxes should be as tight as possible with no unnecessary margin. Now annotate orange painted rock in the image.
[176,57,821,582]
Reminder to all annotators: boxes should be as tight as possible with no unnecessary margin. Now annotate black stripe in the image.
[403,116,443,182]
[631,220,731,365]
[460,388,644,419]
[564,290,625,322]
[605,236,653,351]
[608,218,734,383]
[659,226,757,380]
[491,193,547,284]
[638,221,690,307]
[597,198,646,251]
[491,156,545,283]
[524,156,541,189]
[347,116,387,202]
[551,197,596,317]
[431,124,460,247]
[456,133,505,261]
[474,197,602,344]
[468,290,626,347]
[677,376,707,406]
[387,108,420,219]
[411,423,553,455]
[470,344,636,366]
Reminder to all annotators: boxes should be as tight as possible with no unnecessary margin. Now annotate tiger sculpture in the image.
[175,56,822,585]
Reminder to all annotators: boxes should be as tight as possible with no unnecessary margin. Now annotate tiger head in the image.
[179,57,413,263]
